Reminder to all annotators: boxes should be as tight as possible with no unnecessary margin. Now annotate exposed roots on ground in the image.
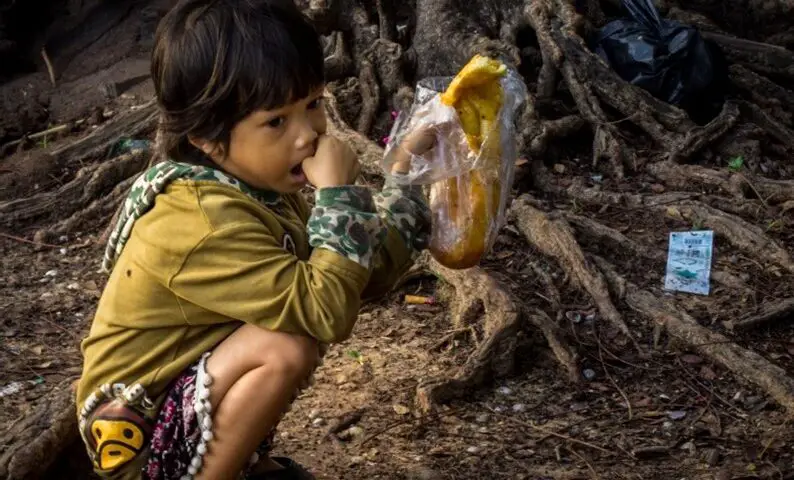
[415,256,522,412]
[510,195,635,344]
[0,383,77,479]
[726,298,794,332]
[0,149,149,228]
[4,0,794,475]
[624,287,794,412]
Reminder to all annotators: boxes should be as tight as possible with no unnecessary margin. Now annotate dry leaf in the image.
[36,361,53,369]
[666,207,683,219]
[393,404,410,416]
[514,158,528,166]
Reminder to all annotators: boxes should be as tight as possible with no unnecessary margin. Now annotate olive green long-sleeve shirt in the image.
[76,169,429,478]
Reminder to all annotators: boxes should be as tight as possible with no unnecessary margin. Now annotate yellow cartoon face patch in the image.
[83,399,152,472]
[90,418,146,470]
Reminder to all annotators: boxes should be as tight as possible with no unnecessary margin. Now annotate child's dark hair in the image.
[151,0,324,163]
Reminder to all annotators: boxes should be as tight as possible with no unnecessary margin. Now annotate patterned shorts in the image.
[141,353,275,480]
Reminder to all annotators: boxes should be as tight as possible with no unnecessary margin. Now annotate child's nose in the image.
[295,119,318,149]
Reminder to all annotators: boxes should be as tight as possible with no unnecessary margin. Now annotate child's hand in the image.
[303,135,360,188]
[392,122,452,174]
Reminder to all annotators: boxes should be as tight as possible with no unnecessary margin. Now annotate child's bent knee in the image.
[259,332,318,380]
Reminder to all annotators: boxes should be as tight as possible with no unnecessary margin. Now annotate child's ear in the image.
[188,135,224,160]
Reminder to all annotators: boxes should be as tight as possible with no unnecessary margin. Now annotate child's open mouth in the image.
[290,163,306,182]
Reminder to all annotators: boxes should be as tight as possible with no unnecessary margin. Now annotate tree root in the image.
[323,31,354,80]
[0,383,78,480]
[0,149,149,227]
[726,298,794,332]
[526,309,581,383]
[323,88,385,182]
[669,102,740,162]
[37,174,136,242]
[356,59,380,135]
[729,65,794,124]
[510,195,636,344]
[415,256,522,412]
[738,100,794,152]
[565,211,749,293]
[528,115,586,158]
[552,181,794,273]
[51,100,157,166]
[648,161,794,205]
[702,31,794,81]
[669,200,794,273]
[624,286,794,413]
[562,212,664,263]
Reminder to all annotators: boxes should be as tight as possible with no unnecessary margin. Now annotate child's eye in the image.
[307,97,323,110]
[266,117,285,128]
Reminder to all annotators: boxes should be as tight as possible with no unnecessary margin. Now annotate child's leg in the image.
[197,324,319,480]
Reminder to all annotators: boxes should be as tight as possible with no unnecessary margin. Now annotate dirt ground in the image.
[2,1,794,479]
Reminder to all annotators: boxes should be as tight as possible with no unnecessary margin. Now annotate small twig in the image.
[1,123,70,151]
[41,47,56,87]
[429,327,473,352]
[488,409,613,455]
[41,314,83,342]
[676,358,747,418]
[595,325,632,420]
[0,232,62,248]
[359,407,463,446]
[567,447,601,480]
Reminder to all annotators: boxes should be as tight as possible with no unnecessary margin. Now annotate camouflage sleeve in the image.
[307,186,388,269]
[373,175,431,251]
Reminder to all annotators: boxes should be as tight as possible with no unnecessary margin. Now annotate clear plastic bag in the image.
[381,57,526,269]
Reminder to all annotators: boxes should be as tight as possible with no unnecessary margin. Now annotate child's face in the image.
[199,87,327,193]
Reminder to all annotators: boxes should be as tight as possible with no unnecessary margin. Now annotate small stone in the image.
[312,417,325,427]
[512,403,526,413]
[44,269,58,277]
[493,406,505,413]
[308,409,321,420]
[347,426,364,438]
[393,404,410,416]
[349,455,365,465]
[466,446,481,455]
[582,368,597,381]
[732,391,744,403]
[478,426,489,433]
[514,449,535,458]
[475,413,490,423]
[553,163,566,174]
[59,248,67,255]
[651,184,666,193]
[335,374,348,385]
[680,441,696,454]
[58,236,68,242]
[497,386,512,395]
[668,410,687,420]
[662,421,674,430]
[67,282,80,290]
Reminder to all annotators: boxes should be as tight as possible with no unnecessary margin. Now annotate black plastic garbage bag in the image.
[592,0,728,123]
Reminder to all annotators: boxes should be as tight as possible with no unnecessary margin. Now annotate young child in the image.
[75,0,437,478]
